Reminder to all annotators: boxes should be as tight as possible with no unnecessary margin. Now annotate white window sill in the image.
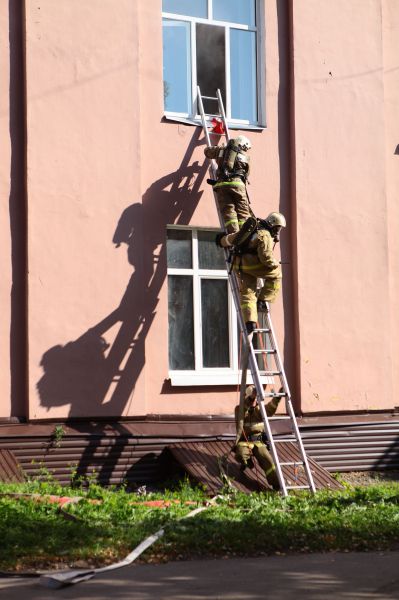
[163,115,266,132]
[169,371,275,386]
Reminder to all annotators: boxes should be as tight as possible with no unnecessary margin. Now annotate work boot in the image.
[267,471,281,491]
[257,300,268,312]
[246,321,256,334]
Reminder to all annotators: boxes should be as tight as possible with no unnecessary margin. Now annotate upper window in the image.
[162,0,260,125]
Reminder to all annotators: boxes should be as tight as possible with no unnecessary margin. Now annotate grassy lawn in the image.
[1,477,399,572]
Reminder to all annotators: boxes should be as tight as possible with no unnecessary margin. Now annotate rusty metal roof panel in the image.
[166,440,342,494]
[0,449,24,482]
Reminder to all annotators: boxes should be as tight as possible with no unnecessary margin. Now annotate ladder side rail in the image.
[197,88,251,354]
[197,86,289,495]
[216,89,230,142]
[197,88,213,148]
[247,347,288,496]
[265,310,316,493]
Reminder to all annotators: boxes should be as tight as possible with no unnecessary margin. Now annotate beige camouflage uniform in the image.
[223,227,282,323]
[204,142,251,233]
[235,393,281,490]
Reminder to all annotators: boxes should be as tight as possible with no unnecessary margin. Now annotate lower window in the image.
[167,227,240,385]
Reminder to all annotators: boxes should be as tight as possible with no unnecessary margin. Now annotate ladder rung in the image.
[262,370,282,376]
[272,438,293,443]
[285,485,311,490]
[253,328,270,333]
[253,349,276,355]
[201,95,218,101]
[279,461,304,466]
[263,392,286,398]
[268,416,291,420]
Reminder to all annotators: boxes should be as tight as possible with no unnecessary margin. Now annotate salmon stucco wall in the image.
[0,2,12,418]
[292,0,399,412]
[26,1,144,419]
[383,0,399,406]
[23,0,291,419]
[1,1,398,421]
[139,0,293,416]
[1,2,27,419]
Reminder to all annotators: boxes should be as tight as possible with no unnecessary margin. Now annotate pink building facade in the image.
[1,0,399,423]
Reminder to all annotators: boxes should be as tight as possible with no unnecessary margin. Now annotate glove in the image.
[270,388,281,404]
[215,233,225,247]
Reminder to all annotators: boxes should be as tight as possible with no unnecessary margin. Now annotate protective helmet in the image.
[264,212,286,228]
[245,385,256,399]
[235,135,251,151]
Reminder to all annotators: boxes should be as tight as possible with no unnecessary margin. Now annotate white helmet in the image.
[245,385,256,399]
[235,135,251,151]
[265,212,286,228]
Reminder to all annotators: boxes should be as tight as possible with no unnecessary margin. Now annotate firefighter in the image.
[235,384,281,491]
[204,136,252,233]
[217,212,286,334]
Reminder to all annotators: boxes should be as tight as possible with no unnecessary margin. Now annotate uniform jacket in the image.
[204,142,250,183]
[235,397,280,438]
[227,228,281,279]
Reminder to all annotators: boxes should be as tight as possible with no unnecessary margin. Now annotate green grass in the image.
[1,478,399,572]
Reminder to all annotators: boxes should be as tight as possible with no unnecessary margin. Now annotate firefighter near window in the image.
[204,136,252,234]
[235,384,282,491]
[216,212,286,334]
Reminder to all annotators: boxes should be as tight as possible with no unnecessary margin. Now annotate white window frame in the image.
[162,1,266,127]
[167,226,271,386]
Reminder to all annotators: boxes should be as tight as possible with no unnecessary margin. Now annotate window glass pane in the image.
[196,23,226,114]
[163,19,191,113]
[167,229,192,268]
[213,0,256,27]
[168,275,195,370]
[201,279,229,367]
[230,29,257,121]
[198,230,225,270]
[163,0,207,18]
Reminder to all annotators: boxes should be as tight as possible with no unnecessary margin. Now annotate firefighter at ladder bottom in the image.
[217,212,286,334]
[204,136,252,233]
[235,384,282,491]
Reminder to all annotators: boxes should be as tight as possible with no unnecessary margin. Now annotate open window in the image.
[162,0,263,126]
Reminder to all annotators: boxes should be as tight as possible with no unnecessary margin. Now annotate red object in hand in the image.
[211,118,225,134]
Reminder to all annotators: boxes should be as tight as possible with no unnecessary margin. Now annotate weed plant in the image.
[1,478,398,571]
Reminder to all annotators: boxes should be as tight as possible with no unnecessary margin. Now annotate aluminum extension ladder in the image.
[197,87,316,496]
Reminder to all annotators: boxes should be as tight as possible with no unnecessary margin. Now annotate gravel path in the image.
[339,470,399,486]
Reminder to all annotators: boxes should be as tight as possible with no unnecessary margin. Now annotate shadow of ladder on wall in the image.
[197,87,316,497]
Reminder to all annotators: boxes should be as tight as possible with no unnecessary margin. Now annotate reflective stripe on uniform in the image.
[214,181,245,189]
[265,465,276,476]
[240,302,255,309]
[224,217,239,227]
[234,263,263,271]
[237,441,255,449]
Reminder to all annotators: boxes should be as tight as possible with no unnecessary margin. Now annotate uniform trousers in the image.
[236,440,280,490]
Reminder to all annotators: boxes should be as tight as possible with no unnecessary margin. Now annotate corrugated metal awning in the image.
[165,440,342,494]
[0,449,24,482]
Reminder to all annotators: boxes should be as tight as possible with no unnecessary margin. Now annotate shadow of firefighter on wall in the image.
[36,128,208,486]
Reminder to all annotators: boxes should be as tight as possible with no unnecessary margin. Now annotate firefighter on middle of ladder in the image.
[217,212,286,334]
[204,135,252,233]
[235,384,282,491]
